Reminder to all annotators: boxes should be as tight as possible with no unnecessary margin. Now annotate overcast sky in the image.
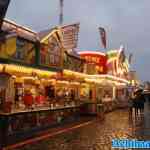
[6,0,150,81]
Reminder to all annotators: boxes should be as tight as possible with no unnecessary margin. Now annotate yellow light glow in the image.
[63,69,88,79]
[33,69,56,78]
[5,64,33,76]
[106,75,129,84]
[47,79,56,82]
[1,64,56,78]
[40,79,56,85]
[85,78,104,85]
[35,80,40,85]
[22,76,36,80]
[15,77,24,83]
[0,64,3,72]
[56,80,69,84]
[87,74,129,84]
[70,81,80,85]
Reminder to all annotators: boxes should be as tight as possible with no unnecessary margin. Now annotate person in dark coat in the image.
[139,93,145,114]
[128,96,134,117]
[133,89,145,116]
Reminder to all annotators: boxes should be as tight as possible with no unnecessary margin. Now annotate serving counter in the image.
[0,105,82,148]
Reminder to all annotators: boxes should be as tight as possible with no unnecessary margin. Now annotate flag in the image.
[118,45,126,63]
[99,27,106,49]
[129,53,133,64]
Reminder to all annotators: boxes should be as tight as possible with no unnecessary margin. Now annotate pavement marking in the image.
[4,120,94,150]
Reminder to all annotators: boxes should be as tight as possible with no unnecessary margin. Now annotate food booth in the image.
[78,50,130,112]
[78,51,110,113]
[106,48,130,108]
[0,19,131,148]
[0,20,82,148]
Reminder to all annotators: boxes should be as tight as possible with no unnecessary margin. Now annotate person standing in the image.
[128,96,133,117]
[23,89,34,109]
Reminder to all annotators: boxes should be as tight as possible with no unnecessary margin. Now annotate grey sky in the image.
[6,0,150,81]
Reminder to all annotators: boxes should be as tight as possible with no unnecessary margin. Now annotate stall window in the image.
[0,88,5,109]
[0,37,35,64]
[89,89,92,99]
[15,38,35,64]
[14,83,24,103]
[40,34,62,67]
[0,73,14,111]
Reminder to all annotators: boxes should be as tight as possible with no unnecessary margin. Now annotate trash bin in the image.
[97,104,105,120]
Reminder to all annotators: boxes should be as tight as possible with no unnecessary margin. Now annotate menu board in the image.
[0,37,35,64]
[40,33,62,67]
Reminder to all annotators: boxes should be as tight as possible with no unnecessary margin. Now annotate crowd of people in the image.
[128,88,150,117]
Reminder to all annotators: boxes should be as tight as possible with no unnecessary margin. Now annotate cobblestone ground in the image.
[16,109,150,150]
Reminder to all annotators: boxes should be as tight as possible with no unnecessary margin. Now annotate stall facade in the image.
[0,20,83,149]
[0,18,131,148]
[106,48,130,108]
[78,50,130,112]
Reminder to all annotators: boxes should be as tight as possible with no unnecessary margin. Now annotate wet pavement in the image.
[14,109,150,150]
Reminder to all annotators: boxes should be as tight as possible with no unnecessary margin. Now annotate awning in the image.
[0,64,56,78]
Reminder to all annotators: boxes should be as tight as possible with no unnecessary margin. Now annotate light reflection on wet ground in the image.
[16,109,150,150]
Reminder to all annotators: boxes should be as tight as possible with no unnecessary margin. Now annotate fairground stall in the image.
[79,50,130,112]
[106,47,130,108]
[78,51,107,114]
[0,20,83,149]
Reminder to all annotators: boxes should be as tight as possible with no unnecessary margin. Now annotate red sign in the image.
[78,51,107,74]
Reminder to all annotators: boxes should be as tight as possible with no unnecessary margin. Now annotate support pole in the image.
[59,0,64,25]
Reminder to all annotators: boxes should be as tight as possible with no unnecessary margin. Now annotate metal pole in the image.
[59,0,64,25]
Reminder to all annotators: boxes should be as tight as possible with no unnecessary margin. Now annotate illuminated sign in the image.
[106,48,129,77]
[78,51,107,74]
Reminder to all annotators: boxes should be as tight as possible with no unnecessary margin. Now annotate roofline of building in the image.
[78,51,106,56]
[4,18,37,34]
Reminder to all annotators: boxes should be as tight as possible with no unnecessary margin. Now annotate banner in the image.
[99,27,106,49]
[61,23,79,49]
[0,0,10,30]
[118,45,125,63]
